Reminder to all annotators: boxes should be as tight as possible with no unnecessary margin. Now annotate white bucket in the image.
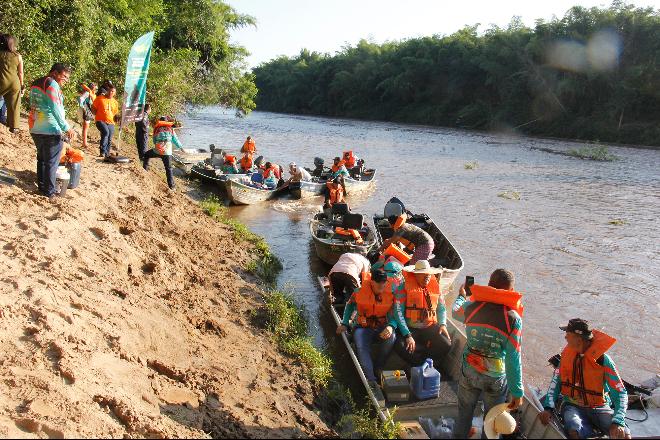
[56,166,70,196]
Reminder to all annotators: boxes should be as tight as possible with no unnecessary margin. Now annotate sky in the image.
[226,0,660,68]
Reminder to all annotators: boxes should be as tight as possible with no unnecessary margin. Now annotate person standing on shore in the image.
[451,269,524,439]
[28,63,76,198]
[91,82,119,158]
[77,82,96,148]
[0,34,25,133]
[135,103,151,160]
[143,116,182,190]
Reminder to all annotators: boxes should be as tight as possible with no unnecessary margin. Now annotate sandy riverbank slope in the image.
[0,122,332,438]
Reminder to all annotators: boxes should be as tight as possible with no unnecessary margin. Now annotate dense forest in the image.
[254,2,660,146]
[0,0,257,117]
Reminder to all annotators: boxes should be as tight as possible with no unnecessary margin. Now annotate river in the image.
[179,108,659,389]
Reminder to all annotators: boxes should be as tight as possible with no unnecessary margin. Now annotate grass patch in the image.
[264,289,332,386]
[201,195,282,283]
[337,407,401,439]
[609,219,628,226]
[498,191,521,200]
[464,160,478,170]
[567,145,618,161]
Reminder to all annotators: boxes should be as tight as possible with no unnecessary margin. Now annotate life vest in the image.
[559,330,618,408]
[224,155,237,165]
[327,183,344,205]
[403,271,442,326]
[335,227,363,244]
[343,151,356,168]
[469,285,524,317]
[59,147,84,164]
[383,243,412,264]
[242,139,256,154]
[240,153,253,171]
[331,160,346,173]
[354,273,394,329]
[263,165,278,179]
[153,121,175,155]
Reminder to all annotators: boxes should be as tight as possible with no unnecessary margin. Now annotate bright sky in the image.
[226,0,660,68]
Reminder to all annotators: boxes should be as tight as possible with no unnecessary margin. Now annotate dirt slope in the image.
[0,121,333,438]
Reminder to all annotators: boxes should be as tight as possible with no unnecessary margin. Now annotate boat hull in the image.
[290,169,377,199]
[309,213,377,265]
[226,179,280,205]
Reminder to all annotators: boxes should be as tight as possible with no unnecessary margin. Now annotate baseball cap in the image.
[560,318,593,339]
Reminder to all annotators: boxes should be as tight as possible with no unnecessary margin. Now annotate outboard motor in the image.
[313,157,325,177]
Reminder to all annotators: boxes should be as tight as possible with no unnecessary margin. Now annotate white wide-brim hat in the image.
[402,259,443,275]
[484,402,517,439]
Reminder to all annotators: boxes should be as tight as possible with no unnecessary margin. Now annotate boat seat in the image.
[331,203,350,217]
[342,213,364,230]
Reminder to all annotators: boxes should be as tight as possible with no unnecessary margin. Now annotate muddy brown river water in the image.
[180,108,659,389]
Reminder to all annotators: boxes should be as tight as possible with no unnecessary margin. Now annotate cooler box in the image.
[399,421,430,439]
[381,370,410,403]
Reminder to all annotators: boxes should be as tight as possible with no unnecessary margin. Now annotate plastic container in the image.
[410,358,441,400]
[56,166,70,197]
[67,162,82,189]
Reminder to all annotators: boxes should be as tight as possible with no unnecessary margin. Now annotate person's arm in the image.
[541,367,562,410]
[602,355,628,426]
[46,81,70,133]
[17,54,24,89]
[91,97,98,115]
[392,281,410,337]
[436,296,447,327]
[503,315,524,398]
[452,294,469,323]
[171,131,183,150]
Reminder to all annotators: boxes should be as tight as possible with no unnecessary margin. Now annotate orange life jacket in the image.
[469,285,524,317]
[335,227,364,244]
[263,165,278,179]
[242,139,256,154]
[331,160,346,173]
[59,147,84,164]
[383,243,412,264]
[240,153,253,171]
[327,183,344,205]
[225,155,237,165]
[343,151,356,168]
[403,272,442,325]
[559,330,617,408]
[355,273,394,329]
[152,120,175,135]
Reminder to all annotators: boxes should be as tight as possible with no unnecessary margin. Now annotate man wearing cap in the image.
[539,319,630,439]
[337,269,399,400]
[452,269,524,439]
[392,260,451,368]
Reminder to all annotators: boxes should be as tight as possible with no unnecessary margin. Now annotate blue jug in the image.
[410,358,441,400]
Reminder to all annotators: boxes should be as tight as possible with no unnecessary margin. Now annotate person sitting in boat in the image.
[336,269,399,400]
[287,162,312,183]
[451,269,524,438]
[539,319,631,439]
[221,155,240,174]
[324,177,346,208]
[330,156,350,179]
[262,161,279,189]
[240,152,254,173]
[378,214,434,264]
[328,251,381,304]
[241,135,256,154]
[392,260,451,370]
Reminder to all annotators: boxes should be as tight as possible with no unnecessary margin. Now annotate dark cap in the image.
[371,270,387,283]
[560,318,593,339]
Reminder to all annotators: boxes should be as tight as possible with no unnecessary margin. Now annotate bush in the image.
[567,145,618,162]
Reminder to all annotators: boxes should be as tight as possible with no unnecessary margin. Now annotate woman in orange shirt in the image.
[91,83,119,158]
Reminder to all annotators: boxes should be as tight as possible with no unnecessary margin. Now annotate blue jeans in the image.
[453,363,508,439]
[96,121,115,156]
[353,326,396,382]
[0,96,6,125]
[561,403,630,438]
[143,150,175,189]
[31,134,64,197]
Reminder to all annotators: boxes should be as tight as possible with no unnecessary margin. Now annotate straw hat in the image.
[402,260,443,275]
[484,403,517,439]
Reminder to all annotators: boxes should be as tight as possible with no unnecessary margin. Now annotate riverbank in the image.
[0,120,333,438]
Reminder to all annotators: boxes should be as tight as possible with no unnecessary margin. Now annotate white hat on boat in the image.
[484,403,517,439]
[402,260,443,275]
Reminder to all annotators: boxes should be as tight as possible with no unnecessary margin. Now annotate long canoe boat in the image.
[310,209,377,265]
[321,274,566,439]
[290,168,377,199]
[226,178,288,205]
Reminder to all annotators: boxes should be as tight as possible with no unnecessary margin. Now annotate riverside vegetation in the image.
[254,2,660,146]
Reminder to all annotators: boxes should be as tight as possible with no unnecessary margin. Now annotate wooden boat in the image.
[309,206,378,265]
[373,197,464,287]
[226,178,288,205]
[321,274,566,439]
[171,148,210,174]
[290,169,377,199]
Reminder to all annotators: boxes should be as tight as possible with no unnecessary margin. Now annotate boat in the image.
[373,197,464,286]
[321,274,566,439]
[309,204,378,265]
[225,178,289,205]
[172,148,210,175]
[290,168,377,199]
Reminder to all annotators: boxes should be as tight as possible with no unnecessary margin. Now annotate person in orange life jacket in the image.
[342,150,360,169]
[240,151,254,173]
[539,319,630,439]
[451,269,524,439]
[241,136,256,154]
[324,177,345,208]
[328,250,381,304]
[378,214,434,264]
[142,117,182,190]
[262,161,279,189]
[331,156,350,179]
[392,260,451,369]
[337,269,399,388]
